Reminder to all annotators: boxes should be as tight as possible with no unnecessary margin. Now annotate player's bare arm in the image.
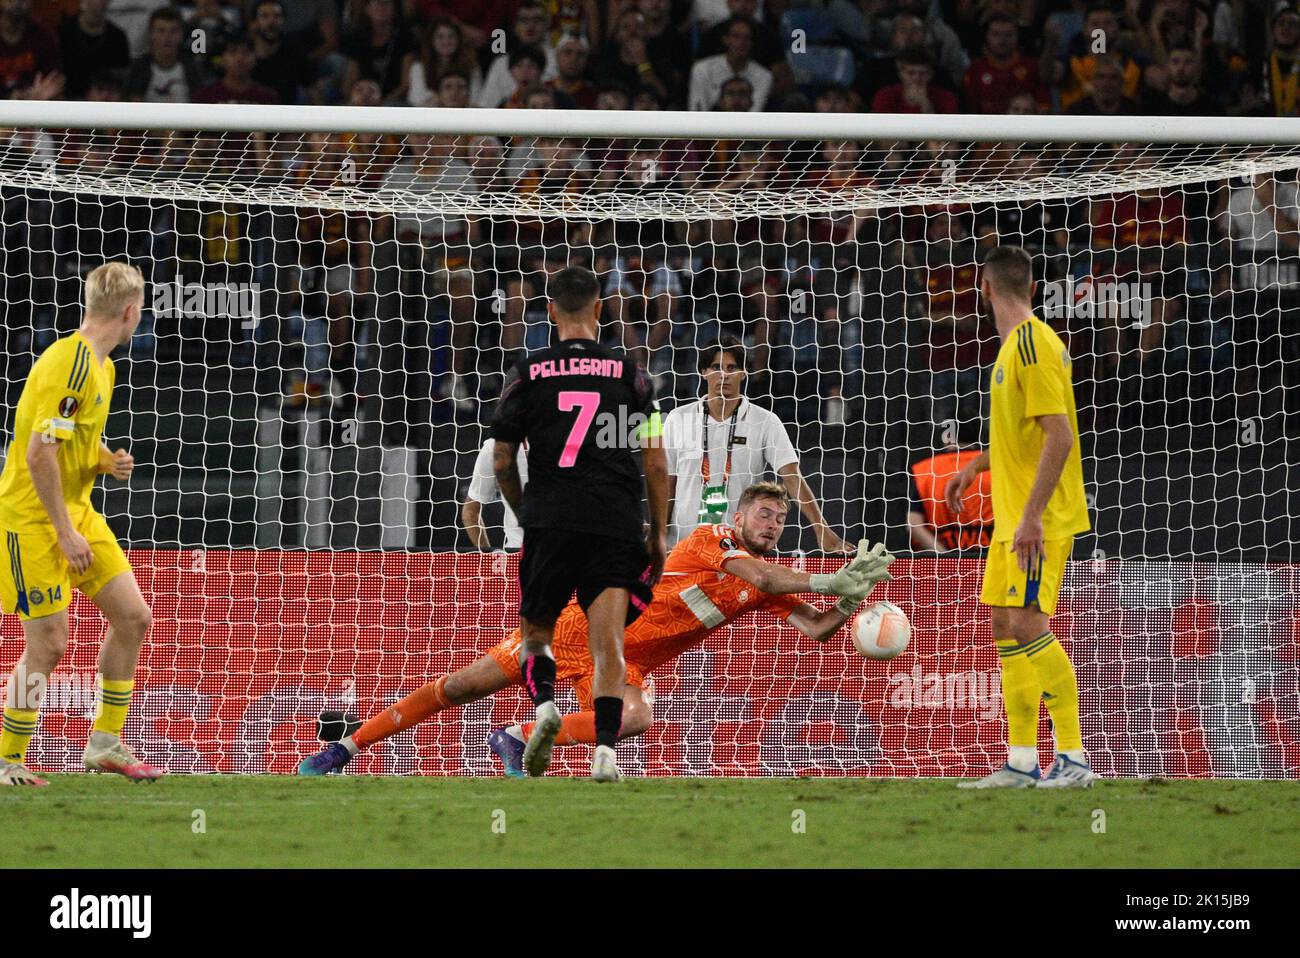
[492,439,523,516]
[98,442,134,481]
[945,449,989,514]
[907,510,946,553]
[776,462,851,554]
[25,431,91,574]
[725,544,891,597]
[784,601,862,644]
[1012,413,1074,573]
[460,499,490,550]
[641,434,670,585]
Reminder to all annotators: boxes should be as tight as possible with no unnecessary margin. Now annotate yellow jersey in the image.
[0,332,115,531]
[988,316,1090,542]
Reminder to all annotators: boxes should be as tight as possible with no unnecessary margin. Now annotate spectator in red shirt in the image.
[194,35,279,106]
[548,32,596,108]
[914,211,996,429]
[1087,153,1188,390]
[194,36,279,169]
[871,47,958,114]
[0,0,63,100]
[412,0,522,52]
[962,16,1047,114]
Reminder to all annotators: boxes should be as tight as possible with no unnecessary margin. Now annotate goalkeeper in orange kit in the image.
[297,482,894,777]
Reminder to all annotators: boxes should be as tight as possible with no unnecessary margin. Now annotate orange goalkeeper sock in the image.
[352,677,453,749]
[521,711,597,746]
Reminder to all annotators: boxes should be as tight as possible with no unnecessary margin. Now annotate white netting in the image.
[0,108,1297,778]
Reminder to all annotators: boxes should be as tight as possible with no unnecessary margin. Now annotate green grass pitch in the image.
[3,776,1296,868]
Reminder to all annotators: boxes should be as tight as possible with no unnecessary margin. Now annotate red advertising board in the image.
[3,551,1297,778]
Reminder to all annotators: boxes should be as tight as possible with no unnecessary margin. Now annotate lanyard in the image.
[700,399,741,488]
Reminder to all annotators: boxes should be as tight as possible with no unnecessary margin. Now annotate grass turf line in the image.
[2,776,1296,868]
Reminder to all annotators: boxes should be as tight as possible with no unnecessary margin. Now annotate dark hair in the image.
[719,16,754,41]
[222,31,253,54]
[596,83,630,101]
[634,84,663,107]
[698,335,747,373]
[150,7,184,28]
[520,83,555,107]
[717,75,753,107]
[549,266,601,314]
[437,69,471,88]
[983,15,1017,37]
[251,0,285,16]
[422,17,479,84]
[895,45,934,69]
[981,245,1034,296]
[509,44,547,71]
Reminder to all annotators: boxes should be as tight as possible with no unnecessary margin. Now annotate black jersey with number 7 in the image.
[491,339,659,542]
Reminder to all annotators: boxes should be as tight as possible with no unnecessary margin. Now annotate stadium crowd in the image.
[0,0,1297,550]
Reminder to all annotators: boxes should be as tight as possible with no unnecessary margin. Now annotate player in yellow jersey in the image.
[0,262,163,786]
[946,246,1094,788]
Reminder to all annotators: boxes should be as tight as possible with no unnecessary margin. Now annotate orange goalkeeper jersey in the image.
[491,524,803,690]
[623,523,803,674]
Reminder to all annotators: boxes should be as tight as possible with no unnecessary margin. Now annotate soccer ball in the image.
[852,601,911,660]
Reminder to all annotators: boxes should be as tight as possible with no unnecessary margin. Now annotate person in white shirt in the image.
[662,338,851,552]
[1219,171,1300,260]
[474,1,557,109]
[688,16,771,111]
[462,439,527,550]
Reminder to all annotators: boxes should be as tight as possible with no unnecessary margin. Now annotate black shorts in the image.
[518,528,654,627]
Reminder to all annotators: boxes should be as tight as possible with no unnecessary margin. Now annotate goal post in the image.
[0,101,1297,778]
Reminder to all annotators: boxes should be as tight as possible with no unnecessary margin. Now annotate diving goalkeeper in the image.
[298,482,894,777]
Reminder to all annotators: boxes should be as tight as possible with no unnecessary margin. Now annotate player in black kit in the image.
[491,266,669,782]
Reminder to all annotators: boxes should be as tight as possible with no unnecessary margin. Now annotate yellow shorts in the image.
[1,511,132,619]
[980,536,1073,616]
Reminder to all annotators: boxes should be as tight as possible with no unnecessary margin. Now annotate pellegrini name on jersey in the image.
[528,358,625,379]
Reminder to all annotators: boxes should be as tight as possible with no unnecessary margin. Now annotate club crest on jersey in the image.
[28,589,43,606]
[58,395,78,418]
[719,536,737,551]
[994,367,1004,384]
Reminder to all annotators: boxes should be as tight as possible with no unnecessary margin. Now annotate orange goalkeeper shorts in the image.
[488,609,648,710]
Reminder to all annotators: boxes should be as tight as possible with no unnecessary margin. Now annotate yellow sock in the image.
[996,638,1042,750]
[1,708,39,764]
[92,677,134,736]
[1023,632,1082,753]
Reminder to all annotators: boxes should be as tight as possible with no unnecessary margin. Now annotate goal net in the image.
[0,103,1297,778]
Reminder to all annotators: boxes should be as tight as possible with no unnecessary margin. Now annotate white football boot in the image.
[522,701,561,777]
[83,732,165,782]
[590,744,622,782]
[0,760,49,786]
[957,763,1041,788]
[1036,754,1096,788]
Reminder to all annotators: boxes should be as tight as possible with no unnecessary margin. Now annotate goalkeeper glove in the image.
[834,574,892,616]
[809,540,895,598]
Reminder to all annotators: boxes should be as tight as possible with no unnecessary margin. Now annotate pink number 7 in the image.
[557,391,600,467]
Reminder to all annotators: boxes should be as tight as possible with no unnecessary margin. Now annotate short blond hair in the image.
[85,262,144,320]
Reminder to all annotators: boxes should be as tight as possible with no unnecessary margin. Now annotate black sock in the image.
[593,696,623,750]
[522,654,556,707]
